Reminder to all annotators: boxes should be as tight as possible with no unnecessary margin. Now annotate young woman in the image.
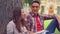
[7,7,34,34]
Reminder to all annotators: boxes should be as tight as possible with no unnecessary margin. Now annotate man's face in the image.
[31,3,40,15]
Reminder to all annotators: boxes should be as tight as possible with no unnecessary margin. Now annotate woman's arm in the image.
[7,21,14,34]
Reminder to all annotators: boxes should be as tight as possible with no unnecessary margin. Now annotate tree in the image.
[0,0,23,34]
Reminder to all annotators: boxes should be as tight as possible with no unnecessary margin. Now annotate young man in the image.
[25,1,60,34]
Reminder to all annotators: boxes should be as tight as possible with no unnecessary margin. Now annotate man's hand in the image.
[28,31,35,34]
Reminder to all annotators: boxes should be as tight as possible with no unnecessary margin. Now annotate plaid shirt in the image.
[25,12,55,32]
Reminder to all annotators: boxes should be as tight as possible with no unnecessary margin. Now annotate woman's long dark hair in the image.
[13,7,21,24]
[13,7,29,32]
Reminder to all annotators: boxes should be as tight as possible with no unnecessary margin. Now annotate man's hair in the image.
[30,1,40,5]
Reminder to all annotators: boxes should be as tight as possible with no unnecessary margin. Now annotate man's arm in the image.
[41,14,56,20]
[43,14,60,31]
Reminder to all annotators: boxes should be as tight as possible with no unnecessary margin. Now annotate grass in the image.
[44,20,60,34]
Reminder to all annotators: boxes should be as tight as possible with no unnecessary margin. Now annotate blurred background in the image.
[0,0,60,34]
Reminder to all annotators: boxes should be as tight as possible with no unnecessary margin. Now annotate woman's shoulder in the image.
[7,20,16,27]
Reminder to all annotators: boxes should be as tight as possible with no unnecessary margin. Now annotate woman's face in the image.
[21,9,25,19]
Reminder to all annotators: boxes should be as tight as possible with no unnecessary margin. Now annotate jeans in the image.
[46,19,60,34]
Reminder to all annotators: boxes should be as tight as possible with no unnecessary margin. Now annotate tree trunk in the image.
[0,0,23,34]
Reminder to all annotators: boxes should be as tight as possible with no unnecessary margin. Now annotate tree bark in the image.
[0,0,23,34]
